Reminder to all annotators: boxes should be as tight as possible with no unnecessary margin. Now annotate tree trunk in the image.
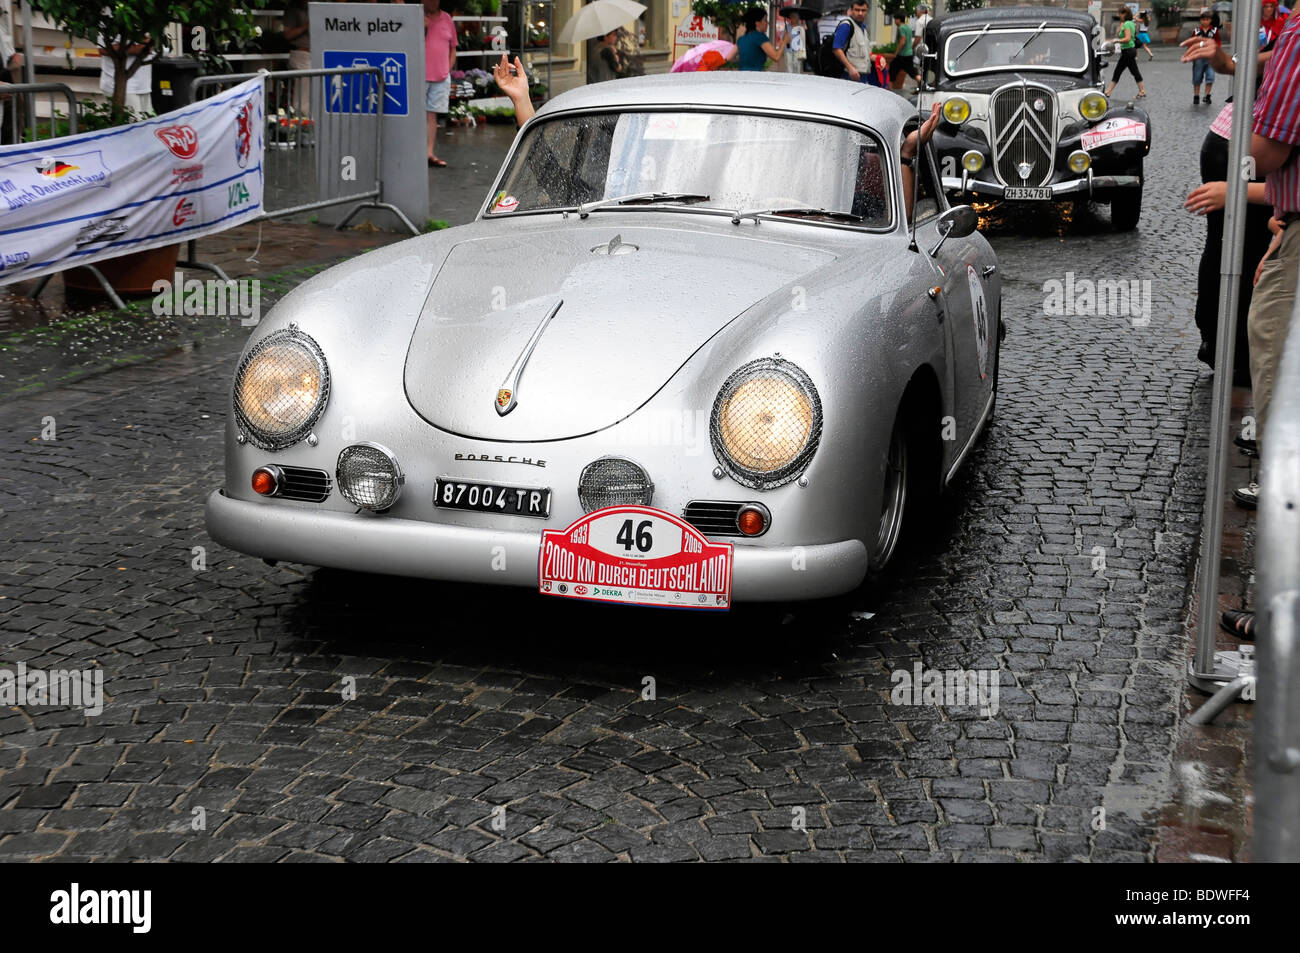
[113,52,128,120]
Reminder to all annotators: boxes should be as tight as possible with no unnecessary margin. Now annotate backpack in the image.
[815,28,843,77]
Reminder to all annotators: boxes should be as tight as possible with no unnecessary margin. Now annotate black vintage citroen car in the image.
[920,6,1151,230]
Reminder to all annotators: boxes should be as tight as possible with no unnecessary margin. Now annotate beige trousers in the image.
[1248,219,1300,447]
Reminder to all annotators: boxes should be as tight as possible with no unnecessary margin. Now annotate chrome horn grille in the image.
[990,81,1056,188]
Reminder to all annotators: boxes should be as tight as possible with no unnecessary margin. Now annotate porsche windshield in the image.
[488,111,893,228]
[944,28,1090,75]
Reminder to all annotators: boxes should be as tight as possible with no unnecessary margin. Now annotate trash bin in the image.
[152,56,202,114]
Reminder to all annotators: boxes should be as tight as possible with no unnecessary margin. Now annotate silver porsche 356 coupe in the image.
[205,73,1002,605]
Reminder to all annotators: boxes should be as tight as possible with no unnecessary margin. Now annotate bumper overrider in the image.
[204,489,869,602]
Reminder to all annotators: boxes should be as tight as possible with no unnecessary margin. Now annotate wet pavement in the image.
[0,54,1262,861]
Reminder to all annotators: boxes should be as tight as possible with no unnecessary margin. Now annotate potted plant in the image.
[30,0,265,296]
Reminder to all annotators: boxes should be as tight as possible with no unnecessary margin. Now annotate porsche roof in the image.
[532,72,917,138]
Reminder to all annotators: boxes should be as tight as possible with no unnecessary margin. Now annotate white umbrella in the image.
[556,0,647,46]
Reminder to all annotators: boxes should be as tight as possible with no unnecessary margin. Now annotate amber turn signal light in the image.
[737,506,767,537]
[251,466,280,496]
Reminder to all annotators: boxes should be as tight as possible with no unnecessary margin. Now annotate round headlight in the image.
[1068,150,1091,173]
[1080,92,1108,121]
[961,150,985,173]
[710,357,822,490]
[234,328,329,451]
[336,443,403,511]
[942,97,971,125]
[578,457,654,513]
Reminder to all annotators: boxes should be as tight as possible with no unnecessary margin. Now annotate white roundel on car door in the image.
[966,264,988,380]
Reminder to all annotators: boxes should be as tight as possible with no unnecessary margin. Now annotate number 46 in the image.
[616,519,653,553]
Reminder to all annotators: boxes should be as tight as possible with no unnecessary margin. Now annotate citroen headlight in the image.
[962,150,985,173]
[1068,150,1091,174]
[710,357,822,490]
[234,327,329,451]
[1080,92,1108,121]
[942,97,971,125]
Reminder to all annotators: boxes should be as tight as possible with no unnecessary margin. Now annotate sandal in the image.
[1220,609,1256,641]
[428,157,447,168]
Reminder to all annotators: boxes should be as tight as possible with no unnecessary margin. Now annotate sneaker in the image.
[1205,93,1212,104]
[1234,434,1259,457]
[1233,482,1258,509]
[1193,95,1201,104]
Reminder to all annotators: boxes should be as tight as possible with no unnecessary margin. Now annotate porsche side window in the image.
[851,143,889,225]
[909,142,940,223]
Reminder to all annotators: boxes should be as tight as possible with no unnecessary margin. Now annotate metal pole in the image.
[1190,0,1262,698]
[1255,278,1300,861]
[20,0,35,142]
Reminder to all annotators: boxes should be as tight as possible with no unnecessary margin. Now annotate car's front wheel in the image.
[868,414,910,574]
[1110,179,1142,231]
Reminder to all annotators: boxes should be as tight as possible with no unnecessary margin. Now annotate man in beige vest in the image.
[832,1,876,84]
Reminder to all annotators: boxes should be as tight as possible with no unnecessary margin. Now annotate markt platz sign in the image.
[310,2,426,229]
[0,77,263,286]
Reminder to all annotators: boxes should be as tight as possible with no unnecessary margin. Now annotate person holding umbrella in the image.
[737,7,788,71]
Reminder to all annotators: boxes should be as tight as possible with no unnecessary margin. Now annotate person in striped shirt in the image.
[1184,13,1300,639]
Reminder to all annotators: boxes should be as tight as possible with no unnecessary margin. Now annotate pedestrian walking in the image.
[736,7,787,71]
[587,29,624,83]
[423,0,457,167]
[1191,10,1221,104]
[782,11,807,74]
[283,0,311,119]
[830,1,884,87]
[1262,0,1290,43]
[1103,7,1147,99]
[914,4,933,56]
[887,11,918,90]
[1136,11,1155,60]
[0,0,24,144]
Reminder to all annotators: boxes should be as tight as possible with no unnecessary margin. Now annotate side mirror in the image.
[928,205,977,256]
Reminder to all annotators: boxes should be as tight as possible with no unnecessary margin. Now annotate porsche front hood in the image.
[403,221,837,441]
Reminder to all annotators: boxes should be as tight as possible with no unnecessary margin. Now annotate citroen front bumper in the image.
[942,173,1142,199]
[205,489,869,602]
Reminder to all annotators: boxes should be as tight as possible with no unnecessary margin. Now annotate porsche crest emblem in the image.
[496,389,512,410]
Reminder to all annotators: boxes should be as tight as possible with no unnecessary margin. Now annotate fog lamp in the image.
[336,443,403,511]
[578,457,654,513]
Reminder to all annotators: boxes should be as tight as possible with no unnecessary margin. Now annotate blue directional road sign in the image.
[322,50,408,116]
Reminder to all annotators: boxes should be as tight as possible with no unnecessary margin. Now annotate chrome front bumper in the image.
[205,490,869,602]
[942,173,1141,199]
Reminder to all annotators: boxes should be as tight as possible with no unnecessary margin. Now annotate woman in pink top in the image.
[424,0,458,167]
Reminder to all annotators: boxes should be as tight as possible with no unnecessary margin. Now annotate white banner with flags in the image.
[0,77,264,286]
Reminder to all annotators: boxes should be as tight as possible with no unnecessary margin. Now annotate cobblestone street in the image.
[0,55,1242,861]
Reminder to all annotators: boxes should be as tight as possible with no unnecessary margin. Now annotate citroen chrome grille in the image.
[990,82,1056,187]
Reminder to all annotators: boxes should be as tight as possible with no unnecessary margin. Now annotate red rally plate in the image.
[538,505,733,610]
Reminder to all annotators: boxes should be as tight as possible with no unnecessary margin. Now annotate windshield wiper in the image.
[577,192,711,218]
[1009,22,1048,61]
[954,23,990,63]
[731,206,865,225]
